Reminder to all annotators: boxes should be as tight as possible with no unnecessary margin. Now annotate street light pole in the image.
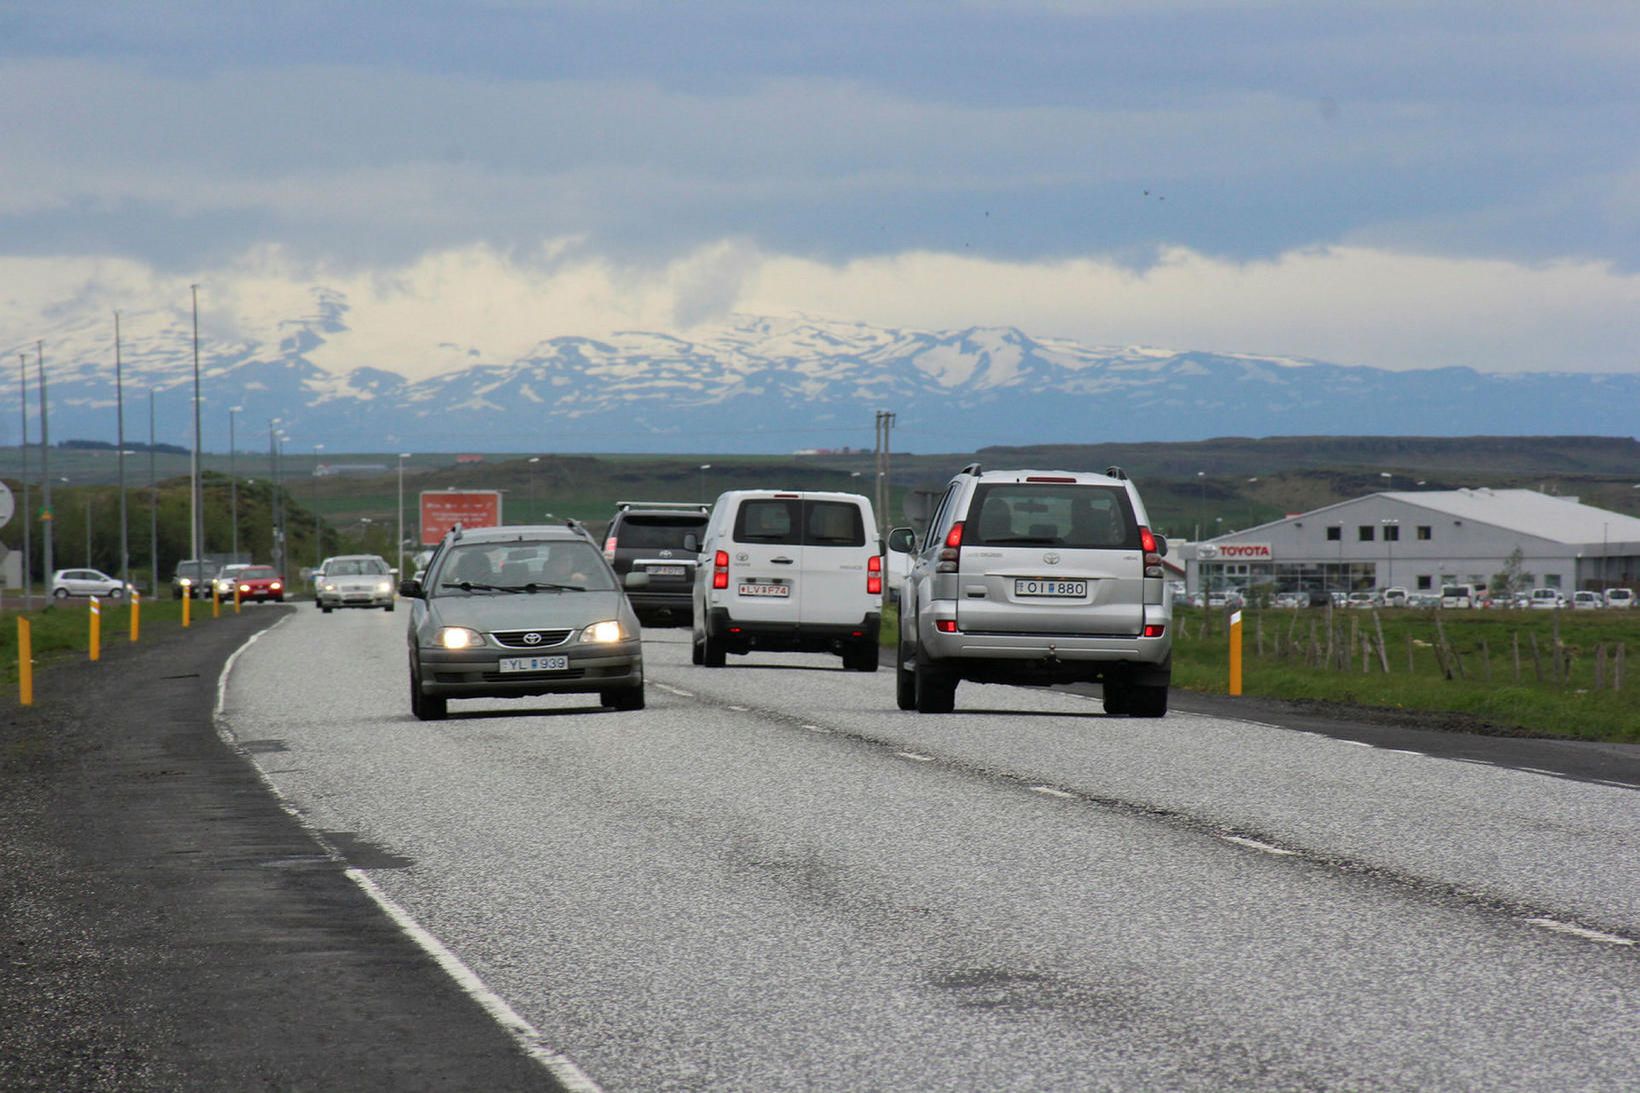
[149,390,159,592]
[1381,518,1399,589]
[18,353,31,602]
[699,463,712,502]
[1195,471,1206,542]
[189,284,203,565]
[228,406,242,560]
[397,452,411,576]
[115,311,130,591]
[312,443,325,571]
[38,342,53,586]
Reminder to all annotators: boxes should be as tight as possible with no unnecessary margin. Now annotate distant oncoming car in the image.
[401,524,646,719]
[232,565,285,603]
[50,568,130,599]
[171,559,220,599]
[317,554,396,612]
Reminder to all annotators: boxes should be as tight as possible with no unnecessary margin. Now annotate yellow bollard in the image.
[89,596,102,662]
[1228,608,1243,696]
[17,617,33,706]
[234,584,242,614]
[130,590,141,643]
[182,590,191,628]
[212,586,221,619]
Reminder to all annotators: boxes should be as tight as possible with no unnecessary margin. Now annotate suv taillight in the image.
[937,521,964,573]
[603,536,617,562]
[867,554,883,595]
[712,549,730,590]
[1140,525,1163,578]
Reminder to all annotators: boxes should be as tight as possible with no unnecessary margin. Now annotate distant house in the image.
[456,454,485,464]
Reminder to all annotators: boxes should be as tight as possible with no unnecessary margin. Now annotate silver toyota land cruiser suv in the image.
[887,464,1173,716]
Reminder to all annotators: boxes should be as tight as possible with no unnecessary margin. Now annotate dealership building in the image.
[1187,488,1640,596]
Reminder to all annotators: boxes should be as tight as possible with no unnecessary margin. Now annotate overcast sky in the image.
[3,0,1639,378]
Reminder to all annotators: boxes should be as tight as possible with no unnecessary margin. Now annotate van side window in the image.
[733,499,801,544]
[804,501,866,546]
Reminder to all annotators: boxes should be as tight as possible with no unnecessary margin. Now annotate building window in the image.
[1326,526,1341,541]
[1546,574,1561,589]
[1358,525,1375,541]
[1417,526,1432,540]
[1416,575,1432,590]
[1383,524,1400,542]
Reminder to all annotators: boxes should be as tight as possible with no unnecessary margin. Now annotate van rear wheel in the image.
[702,627,726,668]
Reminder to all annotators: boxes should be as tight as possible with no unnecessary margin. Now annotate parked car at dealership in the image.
[1571,590,1603,610]
[1528,588,1564,610]
[1605,588,1635,609]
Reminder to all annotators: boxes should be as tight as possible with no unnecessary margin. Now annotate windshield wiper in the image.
[496,582,587,593]
[440,581,525,594]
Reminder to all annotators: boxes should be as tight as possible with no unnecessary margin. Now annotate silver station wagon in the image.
[316,554,397,612]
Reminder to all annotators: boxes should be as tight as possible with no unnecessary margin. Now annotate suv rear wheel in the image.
[895,635,917,710]
[914,659,957,714]
[1127,683,1168,718]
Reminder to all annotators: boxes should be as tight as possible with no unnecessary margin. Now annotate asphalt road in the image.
[216,607,1640,1091]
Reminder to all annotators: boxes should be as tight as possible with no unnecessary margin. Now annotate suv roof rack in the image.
[1104,465,1129,480]
[959,462,984,476]
[615,499,712,513]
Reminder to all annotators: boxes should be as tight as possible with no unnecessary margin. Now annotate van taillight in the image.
[603,536,617,562]
[1139,525,1162,578]
[712,550,730,590]
[937,521,964,573]
[867,554,883,595]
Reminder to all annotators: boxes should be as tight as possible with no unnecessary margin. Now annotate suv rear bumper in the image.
[917,612,1171,686]
[707,607,879,653]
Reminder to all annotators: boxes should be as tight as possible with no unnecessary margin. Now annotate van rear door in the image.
[955,481,1145,636]
[796,498,874,627]
[727,496,804,623]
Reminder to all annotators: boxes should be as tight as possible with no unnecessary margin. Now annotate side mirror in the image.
[398,579,424,599]
[624,572,651,590]
[1153,535,1168,558]
[886,526,916,554]
[683,533,700,553]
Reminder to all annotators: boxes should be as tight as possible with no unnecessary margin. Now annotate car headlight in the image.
[270,581,282,591]
[322,582,337,592]
[581,620,625,644]
[436,626,484,649]
[239,584,251,593]
[179,577,192,587]
[376,580,393,593]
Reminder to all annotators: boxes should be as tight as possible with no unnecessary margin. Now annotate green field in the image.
[0,595,259,688]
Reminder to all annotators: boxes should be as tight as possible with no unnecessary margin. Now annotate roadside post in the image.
[17,618,32,705]
[212,586,221,619]
[1229,608,1243,696]
[234,584,242,613]
[130,590,141,643]
[182,591,191,629]
[89,596,101,662]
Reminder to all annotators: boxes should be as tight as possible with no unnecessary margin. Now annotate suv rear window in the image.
[965,484,1137,549]
[733,499,867,547]
[615,515,707,550]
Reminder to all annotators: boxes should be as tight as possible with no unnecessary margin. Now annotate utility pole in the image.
[149,390,159,591]
[18,353,31,603]
[38,342,52,585]
[312,443,325,571]
[228,406,242,560]
[872,409,896,537]
[269,421,284,577]
[115,311,130,591]
[397,452,411,577]
[189,285,205,565]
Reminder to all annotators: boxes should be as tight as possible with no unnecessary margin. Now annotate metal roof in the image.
[1378,488,1640,546]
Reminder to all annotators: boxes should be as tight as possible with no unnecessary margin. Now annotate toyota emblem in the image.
[1043,552,1061,565]
[523,631,543,645]
[659,549,673,558]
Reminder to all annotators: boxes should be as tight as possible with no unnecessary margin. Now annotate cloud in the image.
[6,242,1637,380]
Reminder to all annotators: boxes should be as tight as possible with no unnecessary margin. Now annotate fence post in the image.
[89,596,101,662]
[1594,644,1607,691]
[17,617,32,706]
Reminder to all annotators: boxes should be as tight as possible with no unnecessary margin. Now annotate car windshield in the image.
[966,484,1137,550]
[328,558,388,576]
[615,516,706,550]
[433,540,614,595]
[239,567,278,580]
[177,563,214,580]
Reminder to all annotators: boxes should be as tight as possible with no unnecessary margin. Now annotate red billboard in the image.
[420,490,503,545]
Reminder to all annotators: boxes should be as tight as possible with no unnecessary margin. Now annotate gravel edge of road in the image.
[0,607,563,1092]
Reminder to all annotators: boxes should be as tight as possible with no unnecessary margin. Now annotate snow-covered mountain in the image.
[6,292,1636,454]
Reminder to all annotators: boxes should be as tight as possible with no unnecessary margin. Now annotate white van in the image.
[692,490,883,671]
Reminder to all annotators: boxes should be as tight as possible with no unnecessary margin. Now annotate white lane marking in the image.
[347,869,606,1090]
[1219,835,1300,857]
[801,724,830,734]
[1525,918,1636,947]
[1381,748,1424,756]
[727,704,749,712]
[1516,767,1561,777]
[1341,740,1374,748]
[896,751,935,762]
[215,620,605,1092]
[1030,786,1077,800]
[1593,779,1640,790]
[655,683,694,697]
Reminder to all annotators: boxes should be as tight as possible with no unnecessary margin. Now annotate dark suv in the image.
[601,501,710,624]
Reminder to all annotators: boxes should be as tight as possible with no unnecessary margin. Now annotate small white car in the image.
[51,568,130,599]
[1528,588,1563,610]
[1605,588,1635,609]
[1571,590,1602,610]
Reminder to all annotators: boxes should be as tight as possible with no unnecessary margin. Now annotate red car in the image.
[232,565,286,603]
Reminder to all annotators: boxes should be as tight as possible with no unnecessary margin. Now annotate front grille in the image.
[481,668,586,682]
[491,628,574,649]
